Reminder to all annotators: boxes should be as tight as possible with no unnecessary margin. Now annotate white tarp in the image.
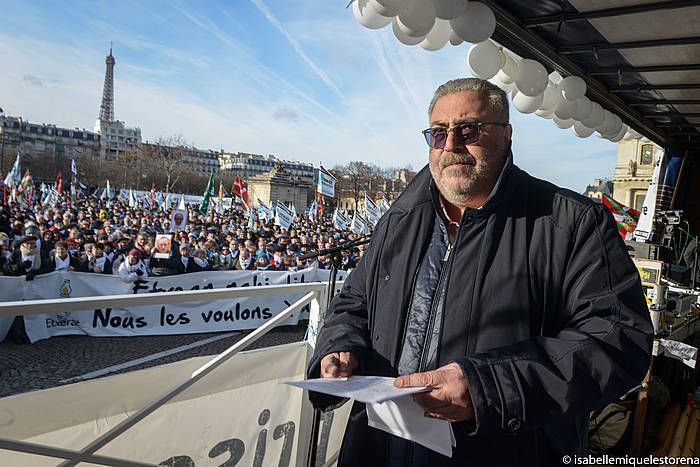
[0,341,351,467]
[0,268,349,343]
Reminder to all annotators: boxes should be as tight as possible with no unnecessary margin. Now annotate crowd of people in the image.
[0,195,366,281]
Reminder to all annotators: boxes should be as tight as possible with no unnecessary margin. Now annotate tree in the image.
[136,135,192,194]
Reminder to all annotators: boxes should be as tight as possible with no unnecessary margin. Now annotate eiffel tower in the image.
[99,44,115,122]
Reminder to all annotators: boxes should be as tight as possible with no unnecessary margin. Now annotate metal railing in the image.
[0,281,331,466]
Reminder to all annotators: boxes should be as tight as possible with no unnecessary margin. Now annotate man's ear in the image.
[503,123,513,144]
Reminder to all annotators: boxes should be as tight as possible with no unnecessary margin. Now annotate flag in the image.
[291,204,297,220]
[162,192,171,212]
[198,173,215,215]
[17,170,34,208]
[351,211,368,234]
[602,194,640,240]
[633,146,666,242]
[247,206,256,230]
[3,154,21,188]
[364,194,379,227]
[233,176,250,210]
[128,188,137,208]
[308,200,318,221]
[177,195,186,210]
[150,183,156,207]
[71,159,78,177]
[55,170,63,194]
[106,179,113,199]
[380,198,391,216]
[332,209,351,231]
[317,166,336,197]
[274,201,293,230]
[70,182,77,206]
[257,199,270,221]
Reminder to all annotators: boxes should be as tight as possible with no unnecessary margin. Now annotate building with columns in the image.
[247,163,312,212]
[612,139,659,210]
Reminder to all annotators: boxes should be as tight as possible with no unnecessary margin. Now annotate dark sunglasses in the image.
[422,122,508,149]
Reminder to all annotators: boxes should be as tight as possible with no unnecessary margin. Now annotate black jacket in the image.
[307,163,653,467]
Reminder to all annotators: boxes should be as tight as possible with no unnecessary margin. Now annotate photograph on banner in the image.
[154,234,172,258]
[171,208,187,231]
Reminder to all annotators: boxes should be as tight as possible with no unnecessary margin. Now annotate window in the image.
[640,144,654,165]
[634,192,646,211]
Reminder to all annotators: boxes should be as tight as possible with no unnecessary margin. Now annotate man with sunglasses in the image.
[307,78,652,466]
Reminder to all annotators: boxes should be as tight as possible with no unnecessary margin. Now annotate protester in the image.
[307,78,653,466]
[3,236,50,280]
[117,249,148,282]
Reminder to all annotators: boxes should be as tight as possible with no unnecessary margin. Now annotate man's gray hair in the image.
[428,78,509,122]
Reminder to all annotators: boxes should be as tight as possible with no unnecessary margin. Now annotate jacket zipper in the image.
[397,262,423,365]
[418,241,454,371]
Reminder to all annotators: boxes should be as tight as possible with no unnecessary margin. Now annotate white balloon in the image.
[560,76,587,101]
[538,83,560,112]
[449,27,463,45]
[572,121,595,138]
[397,0,436,37]
[497,54,519,84]
[467,40,502,79]
[450,2,496,43]
[595,111,616,135]
[553,115,575,129]
[432,0,466,19]
[608,124,628,142]
[535,108,554,119]
[487,74,515,93]
[512,89,544,114]
[372,0,409,16]
[582,102,605,128]
[554,97,577,119]
[514,59,548,97]
[392,18,424,45]
[353,0,393,29]
[607,114,623,136]
[420,18,451,51]
[573,96,593,121]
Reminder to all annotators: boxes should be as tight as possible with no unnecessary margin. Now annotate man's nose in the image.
[442,129,464,153]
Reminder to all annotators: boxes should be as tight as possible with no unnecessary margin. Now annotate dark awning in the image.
[481,0,700,152]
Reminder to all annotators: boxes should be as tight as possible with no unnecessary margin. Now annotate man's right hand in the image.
[320,352,358,378]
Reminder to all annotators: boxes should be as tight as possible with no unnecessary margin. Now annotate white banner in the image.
[633,146,665,242]
[351,212,368,234]
[332,209,351,231]
[1,268,350,343]
[364,194,379,227]
[0,341,351,467]
[275,201,293,230]
[317,168,335,198]
[258,198,271,221]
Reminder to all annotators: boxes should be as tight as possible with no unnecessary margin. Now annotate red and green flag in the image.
[602,194,640,240]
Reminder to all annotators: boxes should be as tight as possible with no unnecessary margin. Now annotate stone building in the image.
[583,178,614,201]
[247,163,312,212]
[219,152,314,183]
[612,139,659,210]
[0,115,101,171]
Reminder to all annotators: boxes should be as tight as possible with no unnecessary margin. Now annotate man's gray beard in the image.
[429,159,495,207]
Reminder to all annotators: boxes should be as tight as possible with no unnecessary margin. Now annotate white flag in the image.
[317,166,336,197]
[364,194,380,227]
[351,212,368,234]
[380,198,391,216]
[71,159,78,177]
[177,195,186,210]
[257,199,271,222]
[3,154,21,187]
[274,201,293,230]
[633,147,666,242]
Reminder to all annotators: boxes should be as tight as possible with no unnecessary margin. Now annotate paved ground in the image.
[0,324,307,398]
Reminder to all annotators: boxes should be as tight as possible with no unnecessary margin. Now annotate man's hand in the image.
[394,362,475,422]
[320,352,358,378]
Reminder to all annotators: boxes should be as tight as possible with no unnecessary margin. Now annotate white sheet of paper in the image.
[284,376,430,403]
[366,396,455,458]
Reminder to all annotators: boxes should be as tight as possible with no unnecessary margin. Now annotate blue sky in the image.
[0,0,618,191]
